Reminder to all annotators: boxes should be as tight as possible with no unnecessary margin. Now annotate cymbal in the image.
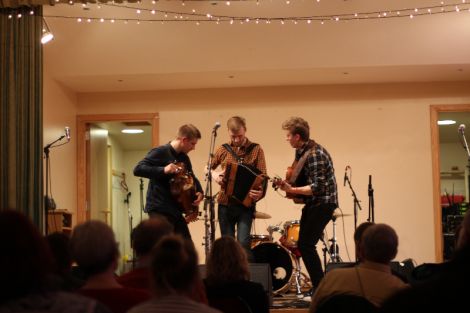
[333,213,352,218]
[253,211,272,219]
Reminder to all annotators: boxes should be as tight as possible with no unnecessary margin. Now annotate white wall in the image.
[72,82,470,265]
[42,80,470,265]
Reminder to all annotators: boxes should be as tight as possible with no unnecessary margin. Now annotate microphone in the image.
[213,122,221,131]
[343,166,349,187]
[459,124,465,134]
[65,127,71,142]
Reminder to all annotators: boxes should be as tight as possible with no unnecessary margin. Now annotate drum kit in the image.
[250,211,350,296]
[250,219,306,295]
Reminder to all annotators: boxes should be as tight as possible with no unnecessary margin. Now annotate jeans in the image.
[298,203,335,288]
[218,203,254,260]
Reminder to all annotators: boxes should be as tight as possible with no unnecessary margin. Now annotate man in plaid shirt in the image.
[278,117,338,299]
[210,116,267,258]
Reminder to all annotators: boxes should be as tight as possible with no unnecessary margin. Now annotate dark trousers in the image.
[148,212,191,240]
[298,203,335,288]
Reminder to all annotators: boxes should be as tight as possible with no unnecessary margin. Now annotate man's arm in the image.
[134,147,169,179]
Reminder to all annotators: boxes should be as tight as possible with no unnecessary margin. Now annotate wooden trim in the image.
[430,106,442,262]
[430,104,470,262]
[76,113,159,224]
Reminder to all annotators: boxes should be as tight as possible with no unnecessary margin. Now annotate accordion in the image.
[223,162,268,208]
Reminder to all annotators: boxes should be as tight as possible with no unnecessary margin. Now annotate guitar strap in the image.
[288,141,316,184]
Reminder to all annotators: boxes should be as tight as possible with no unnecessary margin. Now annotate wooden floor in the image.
[270,292,310,313]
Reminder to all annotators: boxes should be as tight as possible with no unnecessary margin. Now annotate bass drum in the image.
[251,242,294,294]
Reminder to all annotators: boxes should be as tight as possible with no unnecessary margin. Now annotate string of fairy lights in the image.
[4,0,470,26]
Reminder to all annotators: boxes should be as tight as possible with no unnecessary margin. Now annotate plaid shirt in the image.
[211,138,267,205]
[296,140,338,206]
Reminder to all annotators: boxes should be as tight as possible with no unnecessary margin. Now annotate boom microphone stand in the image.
[344,166,362,231]
[43,127,70,234]
[202,122,220,257]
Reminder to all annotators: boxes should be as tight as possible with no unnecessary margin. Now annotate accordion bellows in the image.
[223,162,268,208]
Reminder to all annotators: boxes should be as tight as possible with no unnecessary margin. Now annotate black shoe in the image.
[302,288,315,301]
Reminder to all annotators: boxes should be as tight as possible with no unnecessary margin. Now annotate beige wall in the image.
[44,80,470,265]
[43,69,78,225]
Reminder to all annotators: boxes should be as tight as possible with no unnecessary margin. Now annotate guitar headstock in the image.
[271,175,283,190]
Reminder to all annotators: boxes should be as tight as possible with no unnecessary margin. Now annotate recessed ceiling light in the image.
[122,129,144,134]
[437,120,456,125]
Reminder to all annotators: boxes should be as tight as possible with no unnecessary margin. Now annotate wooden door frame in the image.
[76,113,159,224]
[430,104,470,262]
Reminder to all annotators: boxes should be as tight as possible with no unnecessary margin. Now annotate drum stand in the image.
[291,257,310,296]
[328,215,342,263]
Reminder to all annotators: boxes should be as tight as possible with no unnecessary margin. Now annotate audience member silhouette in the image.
[46,232,85,291]
[118,217,173,290]
[309,223,407,312]
[0,210,109,313]
[70,220,149,313]
[129,235,220,313]
[381,210,470,312]
[204,236,269,313]
[354,222,375,262]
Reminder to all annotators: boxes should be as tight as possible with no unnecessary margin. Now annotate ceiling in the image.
[439,112,470,144]
[95,122,152,150]
[43,0,470,93]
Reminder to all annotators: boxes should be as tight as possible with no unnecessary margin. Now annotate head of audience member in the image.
[360,223,398,264]
[354,222,375,262]
[175,124,201,154]
[282,117,310,148]
[46,232,73,275]
[227,116,247,147]
[69,220,119,278]
[0,210,54,304]
[131,217,173,262]
[150,235,199,296]
[205,236,250,285]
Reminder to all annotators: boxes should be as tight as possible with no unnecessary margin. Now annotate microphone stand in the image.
[139,178,144,223]
[124,192,135,269]
[459,128,470,202]
[202,126,219,257]
[43,134,66,235]
[344,172,362,232]
[367,175,375,222]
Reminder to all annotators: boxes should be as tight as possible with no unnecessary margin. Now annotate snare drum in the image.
[252,242,295,294]
[282,220,300,249]
[250,234,272,248]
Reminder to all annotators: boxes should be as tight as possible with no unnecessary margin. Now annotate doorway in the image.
[431,105,470,261]
[77,113,158,272]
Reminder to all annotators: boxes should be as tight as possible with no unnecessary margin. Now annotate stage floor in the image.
[270,292,310,313]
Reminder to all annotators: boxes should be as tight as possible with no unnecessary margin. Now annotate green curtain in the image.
[0,6,43,229]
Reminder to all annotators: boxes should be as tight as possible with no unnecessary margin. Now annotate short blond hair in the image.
[177,124,201,140]
[227,116,246,132]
